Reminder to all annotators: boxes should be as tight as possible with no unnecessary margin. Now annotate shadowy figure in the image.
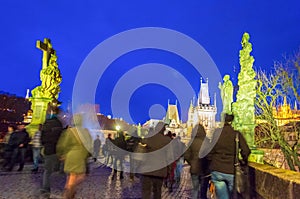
[104,133,114,166]
[208,114,250,199]
[93,135,101,162]
[111,131,127,180]
[57,114,92,199]
[6,122,30,172]
[31,124,43,173]
[1,124,16,170]
[141,122,173,199]
[184,124,209,199]
[126,129,142,181]
[39,104,63,198]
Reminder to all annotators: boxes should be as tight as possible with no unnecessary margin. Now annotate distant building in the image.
[272,96,300,126]
[186,78,217,138]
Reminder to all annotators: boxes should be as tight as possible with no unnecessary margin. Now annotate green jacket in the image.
[56,127,92,174]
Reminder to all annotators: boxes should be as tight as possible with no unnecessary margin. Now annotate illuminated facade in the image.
[273,96,300,126]
[187,78,217,138]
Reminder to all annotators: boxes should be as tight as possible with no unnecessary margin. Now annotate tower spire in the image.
[25,89,30,99]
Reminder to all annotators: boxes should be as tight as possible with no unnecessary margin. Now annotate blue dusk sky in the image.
[0,1,299,124]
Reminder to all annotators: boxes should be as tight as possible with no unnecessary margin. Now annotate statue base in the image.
[26,97,53,137]
[249,147,264,164]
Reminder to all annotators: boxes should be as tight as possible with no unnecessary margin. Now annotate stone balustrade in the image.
[249,162,300,198]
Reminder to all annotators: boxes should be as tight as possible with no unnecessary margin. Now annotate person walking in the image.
[126,129,141,181]
[184,124,209,199]
[6,122,30,172]
[208,114,250,199]
[93,135,101,162]
[31,124,43,173]
[104,133,114,166]
[111,130,127,180]
[140,122,173,199]
[56,114,92,199]
[39,104,63,198]
[1,124,16,170]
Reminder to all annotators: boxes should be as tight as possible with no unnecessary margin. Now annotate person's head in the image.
[192,124,206,139]
[224,113,234,124]
[108,133,112,138]
[17,123,26,131]
[155,121,167,135]
[46,102,60,117]
[8,125,15,132]
[166,131,173,138]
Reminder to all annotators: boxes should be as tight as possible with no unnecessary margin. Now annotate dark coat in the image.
[184,124,208,175]
[8,129,30,149]
[208,124,251,174]
[112,133,127,156]
[41,116,63,155]
[141,131,172,178]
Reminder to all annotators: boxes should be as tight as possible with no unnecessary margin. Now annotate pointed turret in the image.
[25,89,30,99]
[199,78,210,104]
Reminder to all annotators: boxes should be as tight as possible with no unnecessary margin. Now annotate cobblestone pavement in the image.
[0,157,195,199]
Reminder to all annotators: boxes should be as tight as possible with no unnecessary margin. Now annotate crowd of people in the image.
[0,104,251,199]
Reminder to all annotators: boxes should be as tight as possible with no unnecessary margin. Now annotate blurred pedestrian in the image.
[1,124,16,170]
[39,104,63,198]
[104,133,113,166]
[126,129,142,181]
[111,131,127,180]
[6,122,30,172]
[31,124,42,173]
[93,135,101,162]
[57,114,92,199]
[184,124,209,199]
[141,122,173,199]
[173,135,186,185]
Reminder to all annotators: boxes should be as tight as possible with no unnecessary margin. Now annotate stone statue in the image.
[219,74,233,115]
[27,38,62,134]
[232,32,256,147]
[31,39,62,99]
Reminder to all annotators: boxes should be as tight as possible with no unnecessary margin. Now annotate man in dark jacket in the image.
[6,123,30,171]
[141,122,173,199]
[208,114,250,199]
[39,104,63,198]
[126,129,141,181]
[184,124,210,199]
[111,131,127,180]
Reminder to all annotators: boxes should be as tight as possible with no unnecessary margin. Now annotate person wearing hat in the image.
[6,122,30,171]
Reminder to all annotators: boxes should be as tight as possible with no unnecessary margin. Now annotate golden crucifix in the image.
[36,38,55,69]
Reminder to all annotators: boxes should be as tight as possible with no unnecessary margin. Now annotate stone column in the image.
[232,33,264,164]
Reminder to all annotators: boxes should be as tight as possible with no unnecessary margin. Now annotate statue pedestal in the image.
[26,97,52,136]
[249,147,264,164]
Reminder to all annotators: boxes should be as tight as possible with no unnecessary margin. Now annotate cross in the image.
[36,38,55,69]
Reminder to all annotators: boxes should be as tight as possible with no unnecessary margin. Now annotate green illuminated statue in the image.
[27,38,62,136]
[232,32,263,163]
[219,74,233,117]
[31,39,62,99]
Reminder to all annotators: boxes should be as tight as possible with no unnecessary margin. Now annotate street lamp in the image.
[116,125,121,131]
